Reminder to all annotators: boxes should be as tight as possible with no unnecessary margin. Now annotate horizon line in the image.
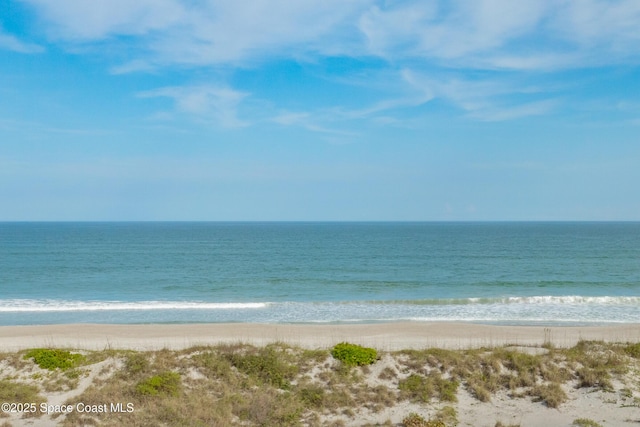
[2,220,639,224]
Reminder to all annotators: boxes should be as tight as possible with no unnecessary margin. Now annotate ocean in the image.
[1,222,638,326]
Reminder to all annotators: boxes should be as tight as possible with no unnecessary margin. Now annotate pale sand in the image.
[1,322,639,351]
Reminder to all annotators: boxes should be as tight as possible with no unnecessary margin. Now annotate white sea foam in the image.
[503,296,640,304]
[392,296,640,305]
[0,296,637,325]
[0,300,268,312]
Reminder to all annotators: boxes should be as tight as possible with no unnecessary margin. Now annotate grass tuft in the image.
[434,405,458,426]
[226,345,298,389]
[529,382,567,408]
[0,380,46,418]
[624,342,640,359]
[398,372,458,403]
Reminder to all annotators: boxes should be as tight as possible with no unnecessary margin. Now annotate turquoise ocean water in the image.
[0,222,639,326]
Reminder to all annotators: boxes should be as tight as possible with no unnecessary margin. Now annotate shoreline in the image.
[1,322,639,351]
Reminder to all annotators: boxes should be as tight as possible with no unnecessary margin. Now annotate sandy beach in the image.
[1,322,639,352]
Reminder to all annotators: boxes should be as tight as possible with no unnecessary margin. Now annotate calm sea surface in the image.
[1,222,638,325]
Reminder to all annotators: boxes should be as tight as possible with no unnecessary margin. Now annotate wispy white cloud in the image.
[474,53,584,72]
[22,0,185,40]
[18,0,640,127]
[0,28,43,53]
[335,91,435,120]
[359,0,545,61]
[23,0,368,66]
[467,99,558,122]
[22,0,640,70]
[270,65,554,129]
[401,69,558,121]
[359,0,550,68]
[359,0,640,70]
[271,112,310,127]
[555,0,640,49]
[110,59,156,75]
[271,110,359,139]
[138,85,249,128]
[159,0,368,65]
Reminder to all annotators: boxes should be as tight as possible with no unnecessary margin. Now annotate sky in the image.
[1,0,639,221]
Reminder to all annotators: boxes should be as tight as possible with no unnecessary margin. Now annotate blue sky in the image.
[1,0,639,221]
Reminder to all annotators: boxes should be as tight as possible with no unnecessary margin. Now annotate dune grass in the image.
[0,340,638,426]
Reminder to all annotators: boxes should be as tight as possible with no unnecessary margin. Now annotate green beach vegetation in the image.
[331,342,378,367]
[23,349,85,371]
[0,341,639,426]
[572,419,604,427]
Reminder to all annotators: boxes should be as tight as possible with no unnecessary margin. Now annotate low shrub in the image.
[124,352,149,375]
[23,348,85,370]
[235,387,303,427]
[572,419,604,427]
[402,412,446,427]
[227,346,298,389]
[135,371,181,397]
[399,374,433,403]
[298,384,326,408]
[331,342,377,367]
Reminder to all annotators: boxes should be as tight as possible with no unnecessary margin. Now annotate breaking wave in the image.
[0,300,268,312]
